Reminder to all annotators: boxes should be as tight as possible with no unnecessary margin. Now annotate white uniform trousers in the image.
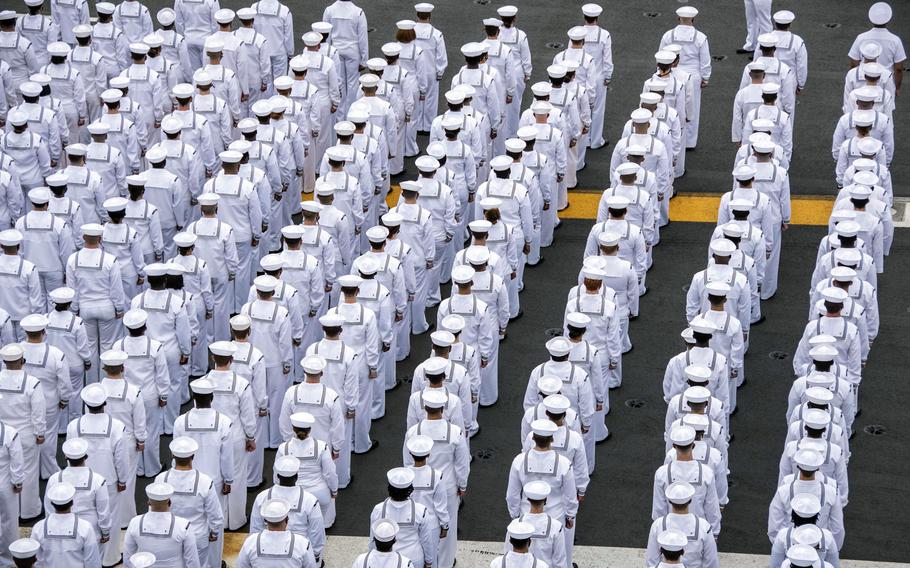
[438,487,460,568]
[505,82,524,140]
[17,434,41,518]
[396,310,412,361]
[685,76,703,148]
[163,346,187,434]
[161,225,179,263]
[81,302,123,383]
[558,178,569,211]
[119,434,139,525]
[508,274,520,318]
[39,402,62,479]
[479,341,500,407]
[565,141,578,191]
[427,240,454,305]
[247,412,267,486]
[577,130,590,172]
[233,240,256,312]
[389,121,405,176]
[137,394,163,477]
[186,41,205,73]
[60,365,86,433]
[674,127,687,178]
[267,366,291,447]
[309,478,336,528]
[38,270,65,313]
[374,336,396,419]
[352,362,374,454]
[540,203,557,249]
[337,417,353,488]
[339,56,361,115]
[405,117,420,159]
[743,0,773,51]
[101,481,123,566]
[190,298,211,377]
[410,263,430,334]
[223,434,249,530]
[268,55,286,85]
[590,84,607,149]
[0,484,19,565]
[564,522,576,568]
[211,277,231,341]
[762,224,781,299]
[416,80,439,131]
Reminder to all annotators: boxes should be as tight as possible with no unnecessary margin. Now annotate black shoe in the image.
[728,433,735,442]
[736,48,754,54]
[529,257,545,266]
[752,315,767,326]
[355,440,380,455]
[102,556,123,568]
[854,407,862,418]
[479,400,497,408]
[608,384,621,391]
[731,406,739,416]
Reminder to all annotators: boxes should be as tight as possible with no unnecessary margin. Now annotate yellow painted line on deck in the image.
[380,186,833,226]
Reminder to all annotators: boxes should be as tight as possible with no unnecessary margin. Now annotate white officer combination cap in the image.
[507,520,535,540]
[301,355,326,374]
[868,1,892,25]
[387,467,415,488]
[190,378,215,395]
[100,349,127,366]
[62,437,89,460]
[372,519,399,542]
[49,287,76,304]
[81,384,107,407]
[441,314,465,333]
[406,434,434,457]
[530,419,558,437]
[169,436,199,458]
[523,480,551,500]
[260,499,291,522]
[658,529,687,552]
[274,455,300,477]
[0,229,22,246]
[664,480,696,504]
[129,552,157,568]
[290,412,316,428]
[8,539,39,560]
[47,482,76,505]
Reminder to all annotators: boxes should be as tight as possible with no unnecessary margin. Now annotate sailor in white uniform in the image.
[32,482,102,567]
[491,520,545,568]
[504,481,566,568]
[370,467,437,568]
[155,437,224,568]
[236,499,318,568]
[353,518,416,568]
[275,411,338,528]
[17,188,75,307]
[0,398,26,564]
[124,481,202,568]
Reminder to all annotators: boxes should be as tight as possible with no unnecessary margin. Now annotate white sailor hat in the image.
[143,33,164,48]
[758,32,778,48]
[441,90,466,107]
[761,82,781,95]
[209,341,237,357]
[129,552,157,568]
[325,145,349,162]
[750,119,775,133]
[605,195,630,209]
[268,95,288,113]
[644,78,669,92]
[19,82,41,98]
[597,232,621,247]
[406,434,434,457]
[273,76,293,91]
[0,344,22,362]
[144,263,169,278]
[372,519,399,542]
[230,314,252,331]
[81,223,103,237]
[345,105,371,124]
[62,437,89,460]
[851,110,875,128]
[159,116,184,134]
[302,31,322,46]
[274,455,300,477]
[682,413,709,432]
[655,50,676,64]
[100,349,127,366]
[74,23,92,37]
[566,312,590,328]
[669,425,696,446]
[793,524,823,547]
[98,87,124,104]
[365,225,390,243]
[787,544,819,568]
[259,254,285,273]
[791,493,821,517]
[582,266,606,281]
[747,61,768,73]
[290,412,316,428]
[684,385,711,404]
[516,126,538,141]
[287,55,307,72]
[451,265,476,284]
[805,387,834,407]
[487,155,510,172]
[868,1,892,25]
[81,384,107,407]
[143,146,167,164]
[829,266,857,282]
[260,499,290,522]
[849,184,873,200]
[214,8,234,23]
[189,378,215,395]
[681,327,695,344]
[126,173,148,187]
[381,212,403,228]
[236,7,255,20]
[630,108,652,123]
[720,223,744,239]
[465,245,491,265]
[333,121,356,138]
[808,334,837,349]
[582,3,602,17]
[422,389,448,409]
[862,62,884,79]
[664,482,695,505]
[253,275,279,292]
[482,17,502,28]
[250,100,272,117]
[8,539,40,560]
[583,256,606,273]
[319,313,346,328]
[197,193,220,207]
[169,436,199,458]
[709,238,736,256]
[676,5,698,17]
[415,155,440,171]
[857,137,883,155]
[122,308,148,330]
[705,281,731,297]
[507,520,535,540]
[640,92,662,105]
[102,196,128,212]
[615,162,640,177]
[415,2,434,12]
[545,337,572,357]
[441,314,465,333]
[203,38,225,54]
[6,110,28,127]
[536,376,562,395]
[156,6,176,24]
[338,274,363,289]
[505,138,526,153]
[357,256,380,276]
[852,170,878,187]
[387,467,415,488]
[127,42,149,56]
[523,480,551,501]
[545,66,567,81]
[30,73,52,86]
[479,198,503,212]
[530,419,558,437]
[751,136,776,154]
[530,100,552,114]
[397,19,417,31]
[0,9,15,19]
[860,41,882,59]
[773,9,795,24]
[658,529,688,552]
[542,394,571,414]
[794,448,825,471]
[359,74,380,89]
[430,330,455,348]
[821,287,848,303]
[567,26,586,41]
[47,41,71,57]
[48,482,76,505]
[170,233,197,250]
[96,2,115,14]
[624,144,647,156]
[684,363,713,382]
[0,229,22,246]
[497,5,517,17]
[49,287,76,304]
[310,21,332,35]
[29,188,54,208]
